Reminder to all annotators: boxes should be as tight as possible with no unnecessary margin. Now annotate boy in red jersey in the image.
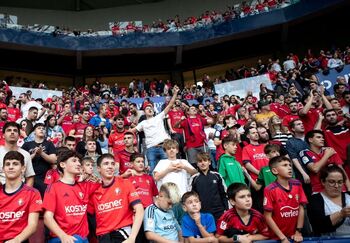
[0,151,42,243]
[128,153,158,208]
[264,156,308,243]
[216,183,269,242]
[43,149,99,243]
[91,154,144,243]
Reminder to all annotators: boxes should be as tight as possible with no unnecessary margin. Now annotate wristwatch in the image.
[233,235,240,243]
[296,228,302,233]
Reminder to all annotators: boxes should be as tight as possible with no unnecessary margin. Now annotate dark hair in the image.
[33,123,45,131]
[3,122,20,134]
[319,164,346,182]
[244,126,256,137]
[96,153,115,167]
[227,183,249,200]
[3,151,25,167]
[181,191,200,204]
[65,136,76,143]
[57,150,82,173]
[342,90,350,98]
[28,106,38,112]
[196,152,211,163]
[130,153,144,162]
[323,108,337,116]
[264,144,280,155]
[269,156,291,172]
[305,130,324,145]
[289,118,302,130]
[222,135,238,150]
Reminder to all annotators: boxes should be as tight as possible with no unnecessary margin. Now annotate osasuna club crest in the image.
[115,188,121,195]
[18,198,24,206]
[79,192,84,199]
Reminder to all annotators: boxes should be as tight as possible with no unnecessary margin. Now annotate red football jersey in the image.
[216,208,269,236]
[43,181,99,238]
[325,126,350,162]
[168,109,184,134]
[299,108,322,134]
[128,174,158,208]
[116,149,134,175]
[91,177,141,236]
[0,183,42,242]
[300,148,343,193]
[108,131,127,156]
[242,144,269,180]
[73,122,89,141]
[263,179,308,239]
[282,114,299,128]
[44,169,61,185]
[7,107,21,122]
[60,115,74,135]
[180,116,208,149]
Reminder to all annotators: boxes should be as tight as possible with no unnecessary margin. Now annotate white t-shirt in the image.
[153,159,194,196]
[321,192,350,235]
[0,146,36,184]
[136,111,170,148]
[283,59,296,71]
[21,101,43,118]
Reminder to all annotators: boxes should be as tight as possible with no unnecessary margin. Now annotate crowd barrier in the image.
[0,0,345,50]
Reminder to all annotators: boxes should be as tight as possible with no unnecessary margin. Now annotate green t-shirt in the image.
[218,154,246,187]
[256,166,276,187]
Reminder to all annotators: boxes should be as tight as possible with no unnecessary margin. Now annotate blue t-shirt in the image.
[181,212,216,238]
[144,204,181,241]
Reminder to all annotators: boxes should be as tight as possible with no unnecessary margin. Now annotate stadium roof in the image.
[0,0,162,11]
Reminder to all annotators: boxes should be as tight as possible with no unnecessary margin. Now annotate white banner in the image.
[10,86,62,100]
[214,74,273,99]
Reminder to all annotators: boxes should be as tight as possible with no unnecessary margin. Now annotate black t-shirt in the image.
[22,140,56,179]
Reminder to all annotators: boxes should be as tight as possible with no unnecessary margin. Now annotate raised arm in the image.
[163,86,180,115]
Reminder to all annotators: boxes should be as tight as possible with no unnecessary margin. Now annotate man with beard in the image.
[242,127,269,181]
[282,100,299,128]
[0,108,8,139]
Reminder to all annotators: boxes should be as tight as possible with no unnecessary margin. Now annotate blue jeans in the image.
[48,235,88,243]
[209,149,217,170]
[146,146,168,173]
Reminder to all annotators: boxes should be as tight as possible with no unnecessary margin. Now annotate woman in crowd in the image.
[268,115,292,147]
[76,125,102,156]
[308,165,350,236]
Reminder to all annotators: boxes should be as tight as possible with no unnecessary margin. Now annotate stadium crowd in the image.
[1,0,296,37]
[0,44,350,243]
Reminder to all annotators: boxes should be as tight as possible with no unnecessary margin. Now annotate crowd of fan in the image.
[0,46,350,242]
[2,0,295,37]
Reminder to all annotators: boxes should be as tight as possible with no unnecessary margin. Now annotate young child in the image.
[218,136,246,187]
[249,144,280,191]
[43,150,99,243]
[216,183,269,242]
[144,183,183,242]
[153,139,197,196]
[0,151,42,243]
[181,191,218,243]
[189,152,228,221]
[264,156,308,243]
[80,157,100,182]
[128,153,159,208]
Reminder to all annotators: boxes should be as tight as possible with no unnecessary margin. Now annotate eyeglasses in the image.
[326,180,344,187]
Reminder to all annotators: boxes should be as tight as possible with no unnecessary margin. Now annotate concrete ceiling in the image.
[0,0,163,11]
